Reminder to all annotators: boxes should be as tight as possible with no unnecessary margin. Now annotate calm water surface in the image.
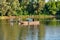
[0,18,60,40]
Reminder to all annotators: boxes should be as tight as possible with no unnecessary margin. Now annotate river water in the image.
[0,18,60,40]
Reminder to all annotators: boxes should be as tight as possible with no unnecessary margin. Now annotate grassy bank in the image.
[0,15,55,19]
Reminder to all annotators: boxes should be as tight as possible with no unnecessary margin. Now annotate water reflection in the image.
[26,26,38,40]
[43,18,60,26]
[10,18,15,26]
[0,18,60,40]
[45,26,60,40]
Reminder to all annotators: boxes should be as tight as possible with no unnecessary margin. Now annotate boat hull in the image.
[19,21,40,26]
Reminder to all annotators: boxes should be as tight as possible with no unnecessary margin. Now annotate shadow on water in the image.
[0,17,60,40]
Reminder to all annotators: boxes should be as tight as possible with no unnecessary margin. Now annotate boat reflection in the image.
[10,18,14,26]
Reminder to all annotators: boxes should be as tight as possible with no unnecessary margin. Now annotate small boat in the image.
[18,21,40,26]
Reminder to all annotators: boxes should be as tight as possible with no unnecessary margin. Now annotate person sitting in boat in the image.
[18,18,23,24]
[33,18,34,21]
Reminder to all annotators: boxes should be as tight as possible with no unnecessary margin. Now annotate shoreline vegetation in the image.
[0,0,60,16]
[0,15,55,19]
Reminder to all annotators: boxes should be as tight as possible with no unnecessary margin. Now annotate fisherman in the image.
[33,18,34,21]
[18,18,23,25]
[26,18,34,25]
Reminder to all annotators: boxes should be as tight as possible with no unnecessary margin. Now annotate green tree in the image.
[56,1,60,15]
[38,0,45,14]
[44,0,57,15]
[50,2,57,15]
[0,0,20,16]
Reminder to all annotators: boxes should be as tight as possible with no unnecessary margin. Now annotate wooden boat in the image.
[18,21,40,26]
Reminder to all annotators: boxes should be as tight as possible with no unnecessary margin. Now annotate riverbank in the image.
[0,15,55,19]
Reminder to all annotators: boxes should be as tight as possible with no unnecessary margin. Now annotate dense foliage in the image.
[0,0,60,16]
